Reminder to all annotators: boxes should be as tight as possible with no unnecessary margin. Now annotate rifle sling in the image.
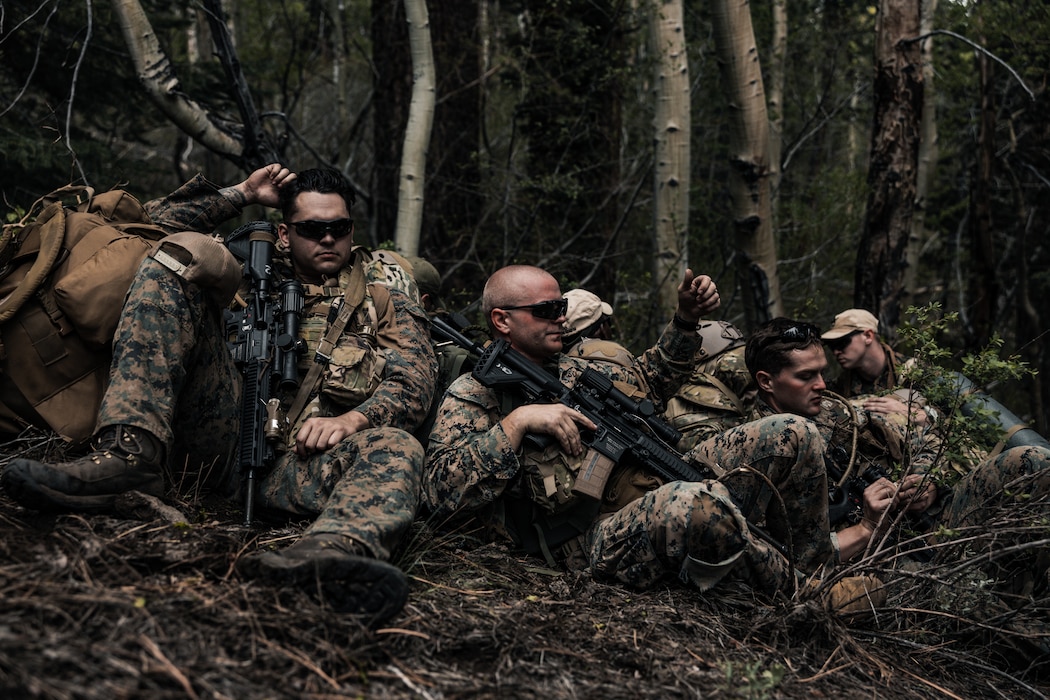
[286,259,367,423]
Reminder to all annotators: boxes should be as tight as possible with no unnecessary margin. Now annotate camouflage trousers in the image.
[256,427,422,560]
[939,445,1050,529]
[581,415,833,596]
[937,445,1050,597]
[97,259,422,559]
[98,257,240,490]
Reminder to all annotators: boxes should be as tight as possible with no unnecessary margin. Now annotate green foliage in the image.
[718,660,786,700]
[896,303,1036,485]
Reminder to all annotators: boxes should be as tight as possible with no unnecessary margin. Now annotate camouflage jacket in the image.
[145,174,437,434]
[750,395,939,483]
[423,324,699,543]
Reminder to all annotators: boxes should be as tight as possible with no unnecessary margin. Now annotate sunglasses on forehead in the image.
[499,298,569,320]
[824,329,861,352]
[778,323,820,342]
[289,218,354,241]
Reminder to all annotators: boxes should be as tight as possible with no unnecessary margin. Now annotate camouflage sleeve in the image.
[143,174,244,235]
[635,321,702,406]
[423,374,521,522]
[354,285,437,432]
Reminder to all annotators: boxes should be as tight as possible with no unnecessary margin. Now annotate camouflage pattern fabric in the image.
[750,396,1050,576]
[97,177,436,560]
[939,445,1050,530]
[257,426,423,560]
[664,346,756,451]
[425,325,699,525]
[97,257,241,494]
[424,330,835,596]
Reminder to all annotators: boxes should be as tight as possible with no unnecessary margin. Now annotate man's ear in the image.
[490,309,513,335]
[277,223,291,248]
[755,370,775,393]
[862,329,876,346]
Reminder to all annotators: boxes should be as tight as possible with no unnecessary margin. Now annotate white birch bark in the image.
[649,0,690,315]
[395,0,436,257]
[112,0,241,158]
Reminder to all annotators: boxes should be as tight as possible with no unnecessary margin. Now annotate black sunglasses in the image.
[499,298,569,320]
[778,322,820,343]
[290,218,354,241]
[825,329,861,352]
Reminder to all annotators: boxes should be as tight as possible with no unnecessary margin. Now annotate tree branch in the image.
[901,29,1034,101]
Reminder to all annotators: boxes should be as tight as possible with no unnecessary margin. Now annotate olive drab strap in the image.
[285,258,368,424]
[699,372,747,416]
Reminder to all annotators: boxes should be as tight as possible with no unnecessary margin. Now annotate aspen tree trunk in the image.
[903,0,938,306]
[112,0,242,159]
[854,0,923,335]
[710,0,782,327]
[768,0,787,203]
[395,0,436,257]
[649,0,690,316]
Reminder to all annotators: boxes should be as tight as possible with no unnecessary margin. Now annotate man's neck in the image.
[856,341,887,382]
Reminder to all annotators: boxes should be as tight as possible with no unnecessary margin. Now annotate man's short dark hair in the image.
[745,318,823,379]
[280,168,356,220]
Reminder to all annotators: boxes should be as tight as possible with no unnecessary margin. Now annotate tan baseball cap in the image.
[564,289,613,335]
[821,308,878,340]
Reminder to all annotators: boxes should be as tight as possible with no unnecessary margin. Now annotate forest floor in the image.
[0,428,1048,700]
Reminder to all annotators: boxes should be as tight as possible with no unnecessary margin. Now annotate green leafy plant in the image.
[895,303,1036,488]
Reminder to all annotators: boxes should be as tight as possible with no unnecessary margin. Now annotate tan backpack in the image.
[0,186,169,442]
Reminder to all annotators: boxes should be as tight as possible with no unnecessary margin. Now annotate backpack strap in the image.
[0,203,67,323]
[699,371,747,416]
[286,258,368,422]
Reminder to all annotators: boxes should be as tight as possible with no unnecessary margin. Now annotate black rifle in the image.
[225,222,304,525]
[825,446,889,527]
[431,315,789,558]
[825,445,935,561]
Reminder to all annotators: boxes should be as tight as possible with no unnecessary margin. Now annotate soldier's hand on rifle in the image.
[499,404,597,457]
[894,473,937,513]
[837,480,896,560]
[861,478,897,530]
[292,411,369,458]
[229,163,297,209]
[676,269,720,323]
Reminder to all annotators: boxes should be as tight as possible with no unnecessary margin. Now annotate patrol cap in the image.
[821,308,878,340]
[564,288,613,335]
[405,256,443,306]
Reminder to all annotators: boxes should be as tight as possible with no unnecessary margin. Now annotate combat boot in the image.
[804,574,887,618]
[238,533,410,626]
[1,425,165,512]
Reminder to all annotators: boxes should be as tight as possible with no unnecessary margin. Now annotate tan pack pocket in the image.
[51,225,155,347]
[321,339,386,408]
[521,442,584,514]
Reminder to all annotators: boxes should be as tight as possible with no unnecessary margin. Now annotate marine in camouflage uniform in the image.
[664,321,755,452]
[424,266,836,600]
[745,318,1049,580]
[3,166,437,624]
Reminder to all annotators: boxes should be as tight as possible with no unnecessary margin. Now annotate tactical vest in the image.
[280,257,387,443]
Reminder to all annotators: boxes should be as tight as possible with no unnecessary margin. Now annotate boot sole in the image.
[239,550,409,626]
[1,460,164,513]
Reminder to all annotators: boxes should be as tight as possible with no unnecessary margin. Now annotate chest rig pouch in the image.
[284,260,383,442]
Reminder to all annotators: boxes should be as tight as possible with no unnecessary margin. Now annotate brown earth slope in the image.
[0,430,1047,699]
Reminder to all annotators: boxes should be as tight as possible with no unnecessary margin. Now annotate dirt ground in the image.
[0,430,1048,699]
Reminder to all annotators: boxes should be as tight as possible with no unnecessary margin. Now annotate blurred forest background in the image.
[1,0,1047,436]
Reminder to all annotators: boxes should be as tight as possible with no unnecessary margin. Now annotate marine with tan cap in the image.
[822,308,931,425]
[562,288,614,348]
